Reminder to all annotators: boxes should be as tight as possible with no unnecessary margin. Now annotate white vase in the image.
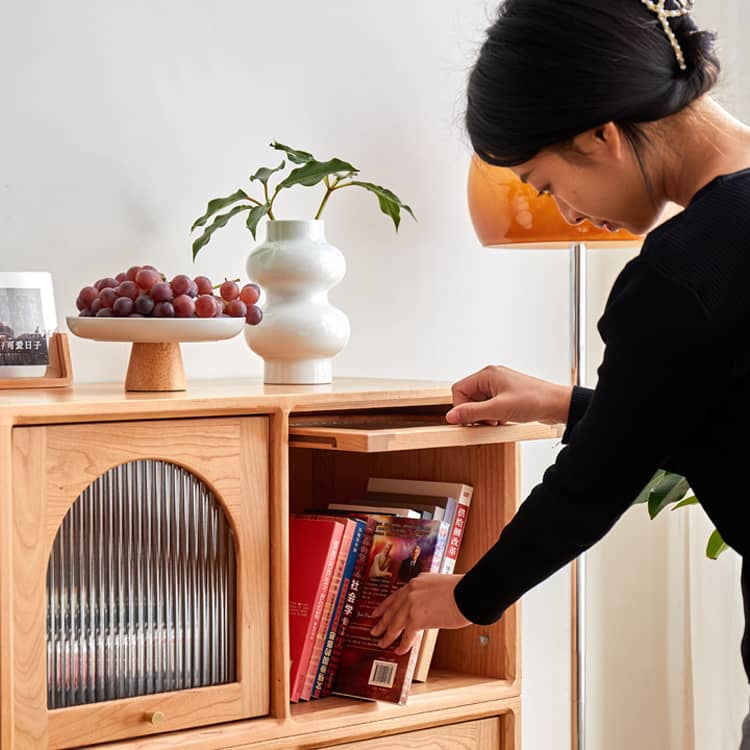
[244,219,350,385]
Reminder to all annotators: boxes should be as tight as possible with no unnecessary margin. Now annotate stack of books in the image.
[288,477,472,705]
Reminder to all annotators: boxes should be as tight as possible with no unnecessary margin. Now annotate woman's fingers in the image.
[393,625,422,656]
[370,574,471,651]
[371,589,397,621]
[451,366,497,405]
[448,366,509,425]
[375,604,409,648]
[446,394,512,425]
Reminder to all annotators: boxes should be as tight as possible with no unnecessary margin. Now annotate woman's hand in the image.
[445,365,572,426]
[370,574,472,655]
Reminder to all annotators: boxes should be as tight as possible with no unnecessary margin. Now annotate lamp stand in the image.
[570,241,587,750]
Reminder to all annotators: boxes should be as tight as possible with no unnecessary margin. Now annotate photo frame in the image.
[0,271,58,378]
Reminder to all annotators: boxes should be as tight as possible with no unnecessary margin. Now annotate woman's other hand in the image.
[445,365,572,426]
[370,574,472,655]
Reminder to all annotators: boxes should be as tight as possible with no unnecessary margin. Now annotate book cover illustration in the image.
[332,516,447,705]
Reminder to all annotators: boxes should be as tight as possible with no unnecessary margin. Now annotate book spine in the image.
[300,521,353,700]
[440,495,470,574]
[442,497,457,533]
[290,526,342,702]
[397,631,425,705]
[311,520,364,699]
[321,517,377,697]
[328,503,421,519]
[432,519,450,573]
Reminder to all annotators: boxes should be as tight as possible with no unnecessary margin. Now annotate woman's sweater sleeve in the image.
[561,386,594,444]
[453,258,728,625]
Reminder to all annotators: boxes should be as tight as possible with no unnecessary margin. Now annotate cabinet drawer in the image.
[289,412,561,452]
[318,717,501,749]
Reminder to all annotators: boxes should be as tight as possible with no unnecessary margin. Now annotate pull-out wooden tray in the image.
[288,411,563,452]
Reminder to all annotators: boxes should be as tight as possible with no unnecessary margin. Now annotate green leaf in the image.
[191,204,251,260]
[672,495,699,511]
[632,470,667,505]
[278,158,358,190]
[190,189,249,232]
[647,472,691,519]
[270,141,315,165]
[246,203,270,240]
[250,161,285,185]
[349,180,416,232]
[706,529,729,560]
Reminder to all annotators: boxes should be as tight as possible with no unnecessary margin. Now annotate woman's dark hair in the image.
[466,0,721,166]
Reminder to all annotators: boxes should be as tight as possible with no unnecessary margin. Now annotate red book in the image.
[289,517,344,703]
[332,516,448,705]
[300,517,356,700]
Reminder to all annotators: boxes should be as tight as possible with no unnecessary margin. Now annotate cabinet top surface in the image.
[0,377,456,425]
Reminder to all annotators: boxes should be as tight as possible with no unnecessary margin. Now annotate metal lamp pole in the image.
[570,241,587,750]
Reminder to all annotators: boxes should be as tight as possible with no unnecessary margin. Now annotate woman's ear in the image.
[571,122,624,163]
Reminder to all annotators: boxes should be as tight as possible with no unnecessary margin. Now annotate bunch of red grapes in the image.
[75,266,263,325]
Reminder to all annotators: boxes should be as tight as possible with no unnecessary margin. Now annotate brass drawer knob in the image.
[148,711,166,726]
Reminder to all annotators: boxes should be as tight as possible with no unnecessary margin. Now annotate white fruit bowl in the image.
[66,316,245,392]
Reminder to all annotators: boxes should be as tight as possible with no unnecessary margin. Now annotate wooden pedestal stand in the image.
[124,342,186,392]
[0,332,73,390]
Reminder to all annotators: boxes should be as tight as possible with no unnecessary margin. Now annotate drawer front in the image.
[318,717,501,750]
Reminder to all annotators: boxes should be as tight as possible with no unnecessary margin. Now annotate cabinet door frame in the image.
[7,416,270,749]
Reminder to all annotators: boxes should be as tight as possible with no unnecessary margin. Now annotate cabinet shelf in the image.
[290,670,518,720]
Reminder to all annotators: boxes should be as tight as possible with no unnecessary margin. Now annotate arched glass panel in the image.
[46,459,236,708]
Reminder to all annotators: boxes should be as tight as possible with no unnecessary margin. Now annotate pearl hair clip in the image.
[640,0,695,71]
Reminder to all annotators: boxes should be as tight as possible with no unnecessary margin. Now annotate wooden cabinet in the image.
[0,379,561,750]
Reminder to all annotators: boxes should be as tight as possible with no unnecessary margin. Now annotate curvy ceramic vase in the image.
[244,220,350,384]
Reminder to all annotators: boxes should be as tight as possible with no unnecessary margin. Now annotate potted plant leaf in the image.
[633,470,729,559]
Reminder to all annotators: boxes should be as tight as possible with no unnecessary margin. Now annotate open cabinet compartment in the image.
[287,406,530,710]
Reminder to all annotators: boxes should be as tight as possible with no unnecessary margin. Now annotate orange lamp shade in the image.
[467,155,643,248]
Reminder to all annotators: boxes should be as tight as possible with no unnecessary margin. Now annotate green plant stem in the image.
[314,177,348,219]
[267,185,282,220]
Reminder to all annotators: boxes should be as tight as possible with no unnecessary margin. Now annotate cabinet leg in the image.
[502,702,521,749]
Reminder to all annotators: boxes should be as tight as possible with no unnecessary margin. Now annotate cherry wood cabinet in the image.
[0,379,561,750]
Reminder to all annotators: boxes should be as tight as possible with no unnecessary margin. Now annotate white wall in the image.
[1,2,571,748]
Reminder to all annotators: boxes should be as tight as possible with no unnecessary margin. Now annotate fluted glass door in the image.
[46,459,236,708]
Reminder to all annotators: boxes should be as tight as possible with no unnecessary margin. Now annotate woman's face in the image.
[510,124,667,236]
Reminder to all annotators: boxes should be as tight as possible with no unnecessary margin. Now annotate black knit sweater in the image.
[453,167,750,681]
